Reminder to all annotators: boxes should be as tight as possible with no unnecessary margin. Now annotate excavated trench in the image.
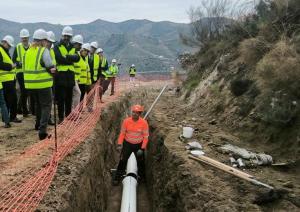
[37,91,203,212]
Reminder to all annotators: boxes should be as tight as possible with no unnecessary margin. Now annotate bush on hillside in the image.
[256,40,300,98]
[239,37,271,64]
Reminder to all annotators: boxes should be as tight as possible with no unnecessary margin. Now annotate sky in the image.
[0,0,254,25]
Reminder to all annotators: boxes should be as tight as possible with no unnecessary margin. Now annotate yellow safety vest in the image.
[0,46,14,82]
[92,54,100,82]
[50,48,56,66]
[0,82,2,89]
[129,68,136,75]
[74,56,89,85]
[16,43,29,73]
[56,45,76,72]
[23,46,53,89]
[109,65,119,77]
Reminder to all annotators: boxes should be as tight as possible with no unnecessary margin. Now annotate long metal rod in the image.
[144,84,168,120]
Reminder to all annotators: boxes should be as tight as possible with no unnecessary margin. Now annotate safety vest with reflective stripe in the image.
[118,117,149,146]
[0,46,14,82]
[74,55,89,85]
[92,54,99,82]
[50,48,56,66]
[104,65,118,78]
[23,46,53,89]
[129,68,136,75]
[16,43,29,73]
[56,45,76,72]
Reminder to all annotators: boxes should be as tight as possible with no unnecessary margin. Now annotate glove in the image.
[136,149,144,157]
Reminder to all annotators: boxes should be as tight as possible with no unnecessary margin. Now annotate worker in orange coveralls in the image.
[113,104,149,185]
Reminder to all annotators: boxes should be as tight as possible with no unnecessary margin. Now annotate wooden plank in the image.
[189,155,274,189]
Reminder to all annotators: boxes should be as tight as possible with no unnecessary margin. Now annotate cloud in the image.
[0,0,201,24]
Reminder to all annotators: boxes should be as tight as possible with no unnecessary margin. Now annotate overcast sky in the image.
[0,0,255,25]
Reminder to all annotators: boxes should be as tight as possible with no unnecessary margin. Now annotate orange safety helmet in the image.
[131,104,144,112]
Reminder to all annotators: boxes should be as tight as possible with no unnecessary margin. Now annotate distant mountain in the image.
[0,18,194,73]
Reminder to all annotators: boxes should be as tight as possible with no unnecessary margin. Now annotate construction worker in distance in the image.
[96,48,108,103]
[129,64,136,83]
[13,29,30,118]
[71,34,84,109]
[23,29,56,140]
[45,31,56,126]
[53,26,80,123]
[88,41,100,85]
[0,35,22,123]
[75,43,90,101]
[113,105,149,185]
[109,59,119,96]
[0,35,15,128]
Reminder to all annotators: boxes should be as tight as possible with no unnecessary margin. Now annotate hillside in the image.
[0,18,193,73]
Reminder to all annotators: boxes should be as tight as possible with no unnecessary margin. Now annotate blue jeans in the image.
[0,89,9,124]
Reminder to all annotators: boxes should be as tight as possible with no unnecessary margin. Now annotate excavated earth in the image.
[1,86,299,211]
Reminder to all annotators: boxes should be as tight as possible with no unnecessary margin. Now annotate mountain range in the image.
[0,18,193,73]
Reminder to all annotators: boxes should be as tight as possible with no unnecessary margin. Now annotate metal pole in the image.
[52,78,57,152]
[143,84,168,120]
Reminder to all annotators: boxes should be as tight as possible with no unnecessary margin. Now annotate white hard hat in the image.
[112,59,117,63]
[33,29,48,40]
[72,34,83,44]
[62,26,73,36]
[81,43,91,51]
[46,31,56,43]
[96,48,103,54]
[131,64,135,67]
[2,35,15,47]
[20,29,30,38]
[90,41,98,49]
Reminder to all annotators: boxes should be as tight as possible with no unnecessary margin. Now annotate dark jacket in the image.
[53,40,80,87]
[0,45,13,71]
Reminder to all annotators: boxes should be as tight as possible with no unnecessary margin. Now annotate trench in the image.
[38,91,198,212]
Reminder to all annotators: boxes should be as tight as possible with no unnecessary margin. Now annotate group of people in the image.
[0,26,138,140]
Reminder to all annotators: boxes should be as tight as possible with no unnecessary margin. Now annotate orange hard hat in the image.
[131,104,144,112]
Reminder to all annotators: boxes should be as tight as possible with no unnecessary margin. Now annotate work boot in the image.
[39,132,48,140]
[4,123,11,128]
[10,117,22,123]
[35,123,40,131]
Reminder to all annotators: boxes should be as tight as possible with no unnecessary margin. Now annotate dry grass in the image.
[239,37,271,65]
[256,39,300,98]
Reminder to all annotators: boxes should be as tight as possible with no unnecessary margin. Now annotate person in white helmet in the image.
[13,29,31,117]
[72,34,83,51]
[88,42,100,85]
[74,43,91,101]
[53,26,80,123]
[129,64,137,83]
[71,34,84,109]
[23,29,56,140]
[45,31,56,126]
[106,59,119,95]
[0,35,22,123]
[0,35,15,127]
